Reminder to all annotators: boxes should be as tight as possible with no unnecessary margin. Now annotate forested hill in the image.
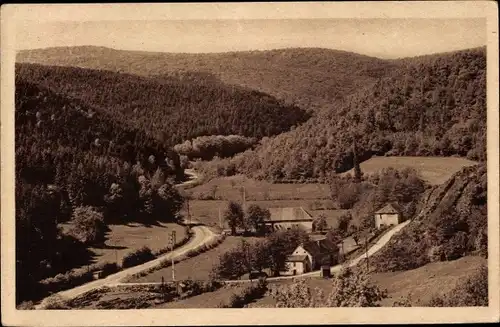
[218,47,486,180]
[16,46,399,111]
[16,63,310,146]
[15,81,190,300]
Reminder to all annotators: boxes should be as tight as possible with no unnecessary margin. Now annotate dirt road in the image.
[36,224,217,309]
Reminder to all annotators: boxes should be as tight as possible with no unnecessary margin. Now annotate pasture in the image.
[127,236,261,283]
[341,156,477,185]
[247,255,486,307]
[156,284,248,308]
[88,223,187,266]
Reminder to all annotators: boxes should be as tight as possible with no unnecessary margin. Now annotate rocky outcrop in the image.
[371,163,487,272]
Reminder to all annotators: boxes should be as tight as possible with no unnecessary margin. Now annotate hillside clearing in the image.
[156,284,248,308]
[342,156,477,185]
[82,223,186,266]
[247,255,486,307]
[127,236,260,283]
[189,174,331,201]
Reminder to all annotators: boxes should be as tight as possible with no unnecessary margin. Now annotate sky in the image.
[16,18,486,59]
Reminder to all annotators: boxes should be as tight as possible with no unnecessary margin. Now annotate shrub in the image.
[428,264,487,307]
[43,294,71,309]
[99,262,119,277]
[223,280,268,308]
[122,246,155,268]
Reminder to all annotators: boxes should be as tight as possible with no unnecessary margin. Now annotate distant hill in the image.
[16,63,311,146]
[216,47,486,180]
[16,46,400,111]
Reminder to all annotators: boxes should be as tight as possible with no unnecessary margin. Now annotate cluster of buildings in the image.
[261,203,403,276]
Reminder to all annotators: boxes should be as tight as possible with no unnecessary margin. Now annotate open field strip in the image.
[341,156,477,185]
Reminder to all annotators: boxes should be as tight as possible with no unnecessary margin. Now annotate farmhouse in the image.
[283,239,339,275]
[374,202,403,229]
[262,207,314,233]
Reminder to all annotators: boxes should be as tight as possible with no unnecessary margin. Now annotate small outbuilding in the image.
[374,203,402,229]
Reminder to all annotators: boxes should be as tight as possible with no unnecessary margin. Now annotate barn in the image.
[262,207,314,232]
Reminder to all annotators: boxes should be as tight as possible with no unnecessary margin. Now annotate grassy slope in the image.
[247,255,486,307]
[190,174,331,201]
[155,284,247,308]
[127,236,260,283]
[60,222,187,267]
[341,156,478,185]
[89,223,186,266]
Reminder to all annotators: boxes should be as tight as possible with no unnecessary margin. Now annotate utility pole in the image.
[365,233,369,272]
[242,186,246,211]
[170,230,176,281]
[219,206,223,229]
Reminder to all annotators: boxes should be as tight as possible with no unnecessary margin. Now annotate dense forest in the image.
[15,81,185,302]
[194,47,486,180]
[15,63,311,146]
[17,46,399,111]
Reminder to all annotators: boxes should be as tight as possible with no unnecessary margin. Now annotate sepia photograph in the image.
[1,2,499,326]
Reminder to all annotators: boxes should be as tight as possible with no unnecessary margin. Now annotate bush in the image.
[223,280,268,308]
[122,246,155,268]
[428,264,487,307]
[99,262,119,277]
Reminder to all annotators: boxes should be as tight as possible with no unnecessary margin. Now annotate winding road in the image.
[36,168,411,307]
[36,168,214,309]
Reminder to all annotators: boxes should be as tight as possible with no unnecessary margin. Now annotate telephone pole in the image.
[219,206,223,229]
[365,233,369,272]
[170,230,176,281]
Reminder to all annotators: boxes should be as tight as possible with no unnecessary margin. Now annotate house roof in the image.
[302,239,339,257]
[266,207,313,222]
[286,255,309,262]
[375,203,401,215]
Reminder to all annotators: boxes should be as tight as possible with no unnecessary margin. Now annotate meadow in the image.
[246,255,486,307]
[341,156,478,185]
[88,223,187,267]
[127,236,261,283]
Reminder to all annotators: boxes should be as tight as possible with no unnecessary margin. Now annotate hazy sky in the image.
[16,18,485,59]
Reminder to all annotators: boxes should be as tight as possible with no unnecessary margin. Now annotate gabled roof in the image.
[375,203,401,215]
[302,239,338,257]
[286,255,309,262]
[266,207,313,222]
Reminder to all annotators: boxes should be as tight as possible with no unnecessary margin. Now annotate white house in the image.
[374,203,402,229]
[282,239,339,275]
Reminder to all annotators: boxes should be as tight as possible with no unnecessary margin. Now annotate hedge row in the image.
[39,261,120,296]
[36,225,195,301]
[218,280,268,308]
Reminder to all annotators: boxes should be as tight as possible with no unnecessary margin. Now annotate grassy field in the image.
[188,174,331,201]
[247,255,486,307]
[127,236,261,283]
[87,222,187,266]
[341,156,477,185]
[156,284,248,308]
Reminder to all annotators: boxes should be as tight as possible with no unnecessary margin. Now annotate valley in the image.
[14,44,488,310]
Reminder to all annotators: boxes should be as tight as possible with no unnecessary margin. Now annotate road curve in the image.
[223,219,412,283]
[36,225,217,309]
